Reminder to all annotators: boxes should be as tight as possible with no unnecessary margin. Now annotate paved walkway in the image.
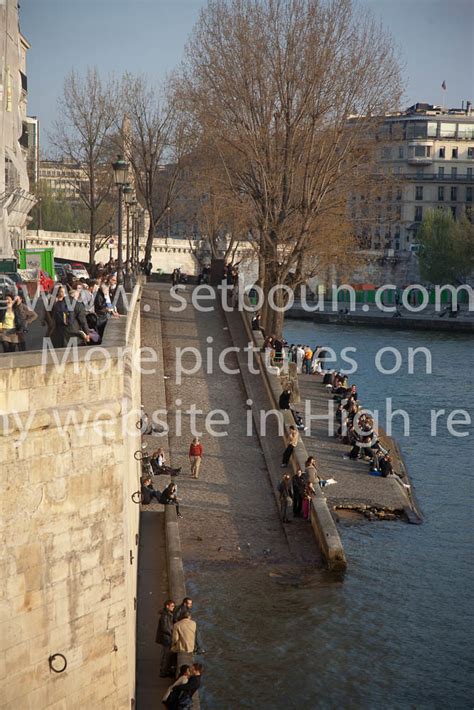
[157,284,295,567]
[298,374,411,512]
[136,287,174,709]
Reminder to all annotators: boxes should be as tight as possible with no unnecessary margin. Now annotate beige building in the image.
[0,0,36,255]
[38,158,87,201]
[355,102,474,254]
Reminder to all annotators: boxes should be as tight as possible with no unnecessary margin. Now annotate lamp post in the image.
[111,155,129,288]
[122,183,134,290]
[134,206,144,275]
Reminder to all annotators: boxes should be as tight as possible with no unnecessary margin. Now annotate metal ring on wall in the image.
[131,491,142,504]
[48,653,67,673]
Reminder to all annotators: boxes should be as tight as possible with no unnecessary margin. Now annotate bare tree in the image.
[119,74,188,264]
[177,141,251,263]
[51,68,119,267]
[178,0,403,333]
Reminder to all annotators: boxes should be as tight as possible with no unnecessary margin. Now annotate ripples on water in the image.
[193,324,474,709]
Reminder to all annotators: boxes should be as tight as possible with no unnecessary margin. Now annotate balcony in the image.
[402,173,474,182]
[407,141,434,165]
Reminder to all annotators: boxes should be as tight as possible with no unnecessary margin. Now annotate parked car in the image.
[0,274,18,300]
[54,263,70,284]
[68,262,90,280]
[3,272,26,297]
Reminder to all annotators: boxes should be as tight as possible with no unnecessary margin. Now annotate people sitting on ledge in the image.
[151,447,181,476]
[160,482,183,518]
[141,476,161,504]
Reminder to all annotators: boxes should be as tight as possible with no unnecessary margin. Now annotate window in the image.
[415,206,423,221]
[467,187,473,203]
[416,168,424,178]
[413,145,431,158]
[438,186,444,201]
[440,123,456,138]
[468,147,474,159]
[438,167,445,178]
[452,147,458,159]
[468,168,473,180]
[398,146,404,159]
[396,188,402,201]
[451,167,457,178]
[458,124,474,139]
[450,206,456,218]
[415,186,423,200]
[439,147,445,158]
[427,122,438,137]
[382,147,392,159]
[451,186,457,201]
[396,206,402,220]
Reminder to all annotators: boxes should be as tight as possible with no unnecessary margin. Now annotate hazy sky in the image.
[21,0,474,154]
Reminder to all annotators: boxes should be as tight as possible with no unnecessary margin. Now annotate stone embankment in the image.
[287,301,474,333]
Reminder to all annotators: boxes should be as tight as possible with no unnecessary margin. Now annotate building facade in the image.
[38,158,87,200]
[0,0,36,255]
[358,102,474,254]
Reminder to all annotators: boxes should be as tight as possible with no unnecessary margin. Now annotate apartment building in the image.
[38,158,88,200]
[0,0,36,255]
[352,102,474,255]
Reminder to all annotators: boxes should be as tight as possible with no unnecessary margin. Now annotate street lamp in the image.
[111,155,129,288]
[123,183,134,289]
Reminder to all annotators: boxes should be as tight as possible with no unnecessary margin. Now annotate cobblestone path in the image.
[155,284,294,567]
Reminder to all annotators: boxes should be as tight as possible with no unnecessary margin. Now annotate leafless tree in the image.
[119,74,189,264]
[51,68,119,267]
[178,0,403,333]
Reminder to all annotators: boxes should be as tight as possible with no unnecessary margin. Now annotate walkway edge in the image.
[234,300,347,572]
[151,287,198,702]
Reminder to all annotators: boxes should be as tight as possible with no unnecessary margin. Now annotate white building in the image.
[0,0,36,256]
[354,102,474,254]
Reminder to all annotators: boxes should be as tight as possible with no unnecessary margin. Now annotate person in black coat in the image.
[379,454,394,478]
[279,388,291,410]
[292,468,305,517]
[140,477,161,504]
[155,599,176,677]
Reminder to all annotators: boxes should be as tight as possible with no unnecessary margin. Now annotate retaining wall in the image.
[0,287,143,708]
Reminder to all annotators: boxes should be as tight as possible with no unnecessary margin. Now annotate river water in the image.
[191,322,473,709]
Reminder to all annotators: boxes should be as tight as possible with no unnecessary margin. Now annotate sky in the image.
[21,0,474,154]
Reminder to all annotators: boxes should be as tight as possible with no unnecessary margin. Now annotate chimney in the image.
[467,101,472,115]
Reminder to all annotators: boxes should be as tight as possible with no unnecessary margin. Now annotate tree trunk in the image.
[144,214,154,264]
[88,212,95,270]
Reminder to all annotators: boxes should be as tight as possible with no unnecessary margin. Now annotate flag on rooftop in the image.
[441,80,446,90]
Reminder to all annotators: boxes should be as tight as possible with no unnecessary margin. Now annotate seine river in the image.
[192,322,473,709]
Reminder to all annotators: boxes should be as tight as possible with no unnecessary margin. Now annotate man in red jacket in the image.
[189,437,203,479]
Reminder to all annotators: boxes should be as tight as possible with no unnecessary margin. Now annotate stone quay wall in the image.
[0,288,143,708]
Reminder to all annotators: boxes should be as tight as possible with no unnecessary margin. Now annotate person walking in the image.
[281,426,298,467]
[292,468,305,517]
[278,473,293,523]
[155,599,176,677]
[189,437,203,479]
